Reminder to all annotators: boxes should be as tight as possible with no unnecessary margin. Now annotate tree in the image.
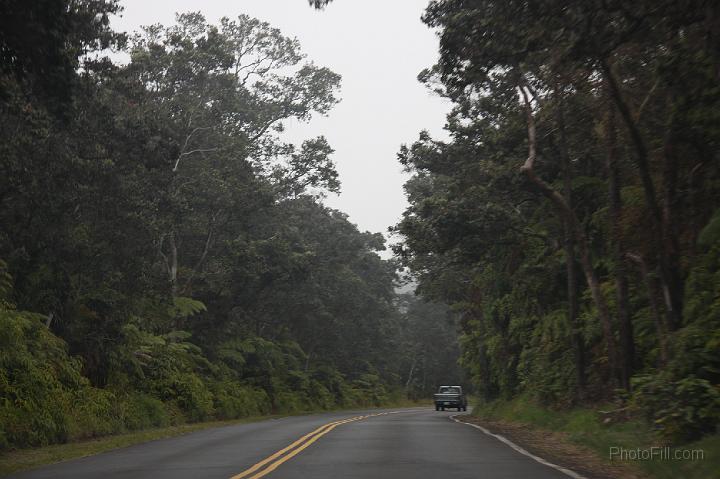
[119,12,341,298]
[396,1,720,439]
[0,0,122,109]
[308,0,333,9]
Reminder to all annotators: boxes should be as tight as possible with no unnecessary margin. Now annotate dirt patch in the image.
[454,415,648,479]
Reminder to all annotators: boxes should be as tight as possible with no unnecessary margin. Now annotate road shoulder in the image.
[453,415,647,479]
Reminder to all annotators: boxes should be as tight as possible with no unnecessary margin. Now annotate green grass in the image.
[472,396,719,479]
[0,399,430,477]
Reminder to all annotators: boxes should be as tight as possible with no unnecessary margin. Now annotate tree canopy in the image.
[395,0,720,442]
[0,5,459,450]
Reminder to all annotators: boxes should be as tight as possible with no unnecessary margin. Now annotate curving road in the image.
[10,408,573,479]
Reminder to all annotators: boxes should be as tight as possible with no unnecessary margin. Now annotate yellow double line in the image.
[230,412,393,479]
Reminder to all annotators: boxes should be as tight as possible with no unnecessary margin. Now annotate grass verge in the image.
[0,399,430,477]
[472,396,718,479]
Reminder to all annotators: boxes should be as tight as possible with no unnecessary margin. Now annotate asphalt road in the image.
[11,408,573,479]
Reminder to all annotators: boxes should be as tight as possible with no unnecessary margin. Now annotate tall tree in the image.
[397,1,720,417]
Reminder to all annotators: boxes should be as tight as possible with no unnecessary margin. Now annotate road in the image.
[11,408,574,479]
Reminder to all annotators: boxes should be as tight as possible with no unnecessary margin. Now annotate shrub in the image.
[211,380,269,419]
[631,243,720,443]
[312,366,350,407]
[66,388,124,441]
[351,373,388,407]
[306,380,335,410]
[0,307,87,449]
[273,391,311,413]
[170,373,214,422]
[632,373,720,442]
[120,393,171,431]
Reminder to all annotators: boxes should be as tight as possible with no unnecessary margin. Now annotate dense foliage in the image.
[0,3,460,450]
[395,0,720,442]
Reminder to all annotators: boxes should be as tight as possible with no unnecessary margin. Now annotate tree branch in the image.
[600,58,662,228]
[173,147,219,172]
[518,83,619,382]
[181,210,220,295]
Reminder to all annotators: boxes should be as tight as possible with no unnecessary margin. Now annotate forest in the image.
[2,0,719,461]
[0,1,460,450]
[393,0,720,445]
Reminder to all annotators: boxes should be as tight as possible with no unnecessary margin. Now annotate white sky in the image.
[111,0,450,249]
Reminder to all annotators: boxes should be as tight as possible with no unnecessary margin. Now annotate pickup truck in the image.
[434,385,467,411]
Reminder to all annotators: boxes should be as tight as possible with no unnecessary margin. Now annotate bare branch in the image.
[634,78,660,123]
[181,210,220,295]
[173,147,219,172]
[158,233,170,272]
[172,125,216,172]
[518,86,575,222]
[518,81,618,381]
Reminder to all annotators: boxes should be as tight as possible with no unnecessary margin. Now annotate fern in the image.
[168,296,207,319]
[698,209,720,247]
[0,260,13,305]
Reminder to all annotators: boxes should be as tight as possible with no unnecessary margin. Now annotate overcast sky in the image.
[111,0,450,250]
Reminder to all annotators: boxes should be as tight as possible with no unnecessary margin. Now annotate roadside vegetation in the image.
[0,395,430,477]
[393,0,720,463]
[0,1,458,456]
[472,397,719,479]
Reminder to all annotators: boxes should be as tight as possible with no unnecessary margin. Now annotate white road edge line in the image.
[449,415,588,479]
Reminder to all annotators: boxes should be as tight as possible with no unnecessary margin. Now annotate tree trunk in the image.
[304,350,312,372]
[600,59,683,330]
[158,231,179,298]
[627,253,669,365]
[563,223,587,394]
[519,86,619,384]
[405,354,417,392]
[557,93,586,394]
[182,212,218,295]
[661,118,684,330]
[169,232,178,297]
[605,98,634,389]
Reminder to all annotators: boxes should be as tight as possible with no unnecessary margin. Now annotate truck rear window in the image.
[439,387,459,393]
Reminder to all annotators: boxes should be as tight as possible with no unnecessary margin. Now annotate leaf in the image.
[168,297,207,319]
[698,209,720,247]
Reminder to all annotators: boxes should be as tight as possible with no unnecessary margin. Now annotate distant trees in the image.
[396,295,463,398]
[397,0,720,441]
[308,0,333,9]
